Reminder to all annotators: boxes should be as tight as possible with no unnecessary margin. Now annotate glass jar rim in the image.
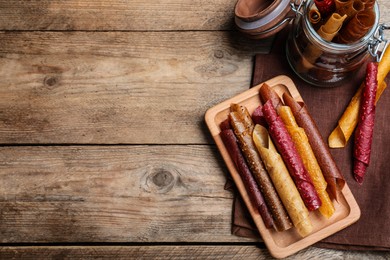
[303,0,380,53]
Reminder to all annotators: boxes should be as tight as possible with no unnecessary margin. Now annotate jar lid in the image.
[234,0,297,39]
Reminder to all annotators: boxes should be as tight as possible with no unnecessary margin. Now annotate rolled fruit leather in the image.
[219,122,275,229]
[309,8,322,26]
[282,93,345,201]
[334,0,352,11]
[336,0,364,19]
[259,83,283,111]
[229,106,292,231]
[253,125,313,237]
[297,13,347,73]
[262,100,322,211]
[337,9,375,44]
[314,0,336,17]
[353,62,378,184]
[328,45,390,148]
[279,106,335,218]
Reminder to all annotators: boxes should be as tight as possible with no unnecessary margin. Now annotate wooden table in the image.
[0,1,389,259]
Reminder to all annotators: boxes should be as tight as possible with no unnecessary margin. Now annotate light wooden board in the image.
[205,76,360,258]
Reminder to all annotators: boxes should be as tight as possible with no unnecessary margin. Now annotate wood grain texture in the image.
[0,0,236,31]
[0,145,243,243]
[1,0,390,259]
[1,245,389,259]
[0,0,388,32]
[0,31,272,144]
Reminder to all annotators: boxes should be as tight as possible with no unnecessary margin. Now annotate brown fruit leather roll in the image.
[229,111,292,231]
[283,93,345,201]
[220,127,275,229]
[337,9,375,44]
[230,103,255,134]
[353,62,378,184]
[262,101,321,211]
[259,83,283,111]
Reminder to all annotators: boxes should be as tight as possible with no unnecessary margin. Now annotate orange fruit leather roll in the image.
[253,124,313,237]
[328,46,390,148]
[229,105,292,232]
[279,106,335,219]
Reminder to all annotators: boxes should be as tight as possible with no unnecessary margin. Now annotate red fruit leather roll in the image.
[251,105,267,127]
[220,128,275,229]
[283,93,345,200]
[229,111,292,231]
[353,62,378,184]
[314,0,336,17]
[262,100,322,211]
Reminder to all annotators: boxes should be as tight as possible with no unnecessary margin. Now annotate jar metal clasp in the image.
[368,24,390,62]
[290,0,305,17]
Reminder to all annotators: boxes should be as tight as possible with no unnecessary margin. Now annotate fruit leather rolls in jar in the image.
[229,104,292,231]
[262,100,322,211]
[253,124,313,237]
[279,106,335,218]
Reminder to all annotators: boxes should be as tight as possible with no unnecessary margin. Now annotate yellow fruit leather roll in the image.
[329,46,390,148]
[253,124,313,237]
[279,106,335,219]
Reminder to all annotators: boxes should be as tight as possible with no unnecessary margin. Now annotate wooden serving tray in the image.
[205,75,360,259]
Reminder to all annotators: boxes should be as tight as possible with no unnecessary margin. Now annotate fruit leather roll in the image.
[253,124,313,237]
[259,83,283,111]
[229,111,292,231]
[328,45,390,148]
[298,13,347,72]
[362,0,375,9]
[262,100,321,211]
[314,0,336,17]
[353,62,378,184]
[230,103,254,134]
[279,106,335,218]
[337,0,364,20]
[220,125,275,229]
[337,9,375,44]
[283,93,345,201]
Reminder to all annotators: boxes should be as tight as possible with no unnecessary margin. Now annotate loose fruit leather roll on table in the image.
[228,25,390,250]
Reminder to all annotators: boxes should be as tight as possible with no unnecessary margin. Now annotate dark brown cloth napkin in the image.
[228,27,390,250]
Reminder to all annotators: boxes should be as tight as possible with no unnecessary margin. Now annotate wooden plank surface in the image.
[0,0,236,31]
[0,31,272,144]
[2,245,389,259]
[0,0,388,32]
[1,0,390,259]
[0,145,241,243]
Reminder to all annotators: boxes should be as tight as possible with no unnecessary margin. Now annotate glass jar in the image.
[286,0,386,87]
